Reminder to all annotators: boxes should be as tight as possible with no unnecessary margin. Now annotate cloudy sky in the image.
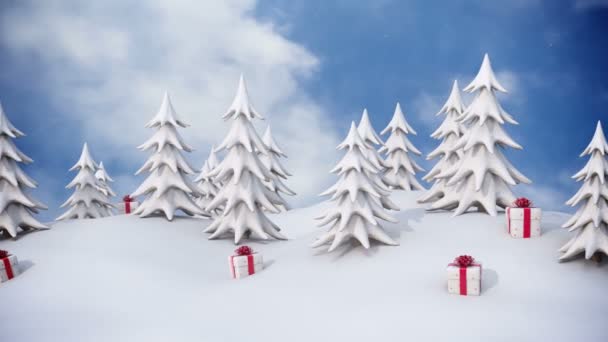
[1,0,607,220]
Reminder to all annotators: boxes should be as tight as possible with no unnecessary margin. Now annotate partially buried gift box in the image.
[229,246,263,279]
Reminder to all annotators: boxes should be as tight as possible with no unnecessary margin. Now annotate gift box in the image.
[506,198,541,239]
[1,251,19,283]
[229,246,263,279]
[117,195,139,215]
[447,255,482,296]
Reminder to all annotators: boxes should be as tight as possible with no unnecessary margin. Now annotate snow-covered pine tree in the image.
[418,81,465,205]
[57,143,113,220]
[313,122,399,252]
[429,54,530,216]
[94,161,115,215]
[379,103,425,191]
[194,145,221,217]
[204,75,287,243]
[131,92,204,220]
[0,102,48,237]
[95,161,116,198]
[260,126,295,210]
[560,121,608,261]
[357,108,400,210]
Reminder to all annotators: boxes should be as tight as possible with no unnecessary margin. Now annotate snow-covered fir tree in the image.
[357,108,400,210]
[57,143,113,220]
[313,122,398,252]
[95,161,116,198]
[193,145,221,217]
[94,161,115,215]
[418,81,465,205]
[0,102,48,237]
[204,75,287,243]
[560,121,608,261]
[131,92,204,220]
[259,126,295,210]
[429,54,530,216]
[379,103,425,191]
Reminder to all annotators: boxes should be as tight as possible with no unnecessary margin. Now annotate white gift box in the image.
[116,201,139,215]
[447,263,482,296]
[1,254,20,283]
[506,207,542,238]
[229,253,263,279]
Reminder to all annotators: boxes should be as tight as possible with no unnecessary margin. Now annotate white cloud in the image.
[411,91,443,130]
[0,0,340,208]
[517,183,569,212]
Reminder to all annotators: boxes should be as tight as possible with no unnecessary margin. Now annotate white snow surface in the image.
[1,191,607,342]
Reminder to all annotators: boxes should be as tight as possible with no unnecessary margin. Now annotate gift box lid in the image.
[506,207,542,220]
[229,253,263,267]
[447,263,481,280]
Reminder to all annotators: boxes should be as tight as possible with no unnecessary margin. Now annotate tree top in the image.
[438,80,465,116]
[357,108,383,146]
[223,74,264,121]
[464,53,508,94]
[381,103,416,136]
[581,121,608,157]
[145,92,189,129]
[337,122,368,151]
[70,142,98,171]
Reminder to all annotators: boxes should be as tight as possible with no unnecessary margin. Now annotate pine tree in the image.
[418,81,465,205]
[0,102,48,237]
[57,143,113,220]
[429,54,530,216]
[204,75,287,243]
[357,109,400,210]
[560,121,608,261]
[379,103,425,191]
[131,92,204,220]
[259,126,295,210]
[194,145,221,217]
[313,122,398,252]
[94,161,115,215]
[95,161,116,197]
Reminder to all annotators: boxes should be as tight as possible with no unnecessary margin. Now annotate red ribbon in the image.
[2,256,14,280]
[123,195,133,214]
[523,208,531,238]
[247,255,254,275]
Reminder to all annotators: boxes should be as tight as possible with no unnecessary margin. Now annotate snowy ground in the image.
[1,191,607,342]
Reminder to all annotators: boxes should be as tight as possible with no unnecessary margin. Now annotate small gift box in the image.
[0,250,20,283]
[447,255,482,296]
[229,246,263,279]
[117,195,139,215]
[506,197,541,239]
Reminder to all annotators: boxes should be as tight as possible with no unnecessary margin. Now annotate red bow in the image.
[123,195,134,203]
[454,255,475,267]
[235,246,253,256]
[0,250,9,259]
[514,197,532,208]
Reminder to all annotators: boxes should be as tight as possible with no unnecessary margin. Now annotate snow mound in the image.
[1,191,607,342]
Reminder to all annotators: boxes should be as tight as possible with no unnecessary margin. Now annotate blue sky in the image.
[1,0,607,221]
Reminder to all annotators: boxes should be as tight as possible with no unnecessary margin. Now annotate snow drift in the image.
[1,191,607,342]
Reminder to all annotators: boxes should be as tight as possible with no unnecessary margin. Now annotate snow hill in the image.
[1,191,607,342]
